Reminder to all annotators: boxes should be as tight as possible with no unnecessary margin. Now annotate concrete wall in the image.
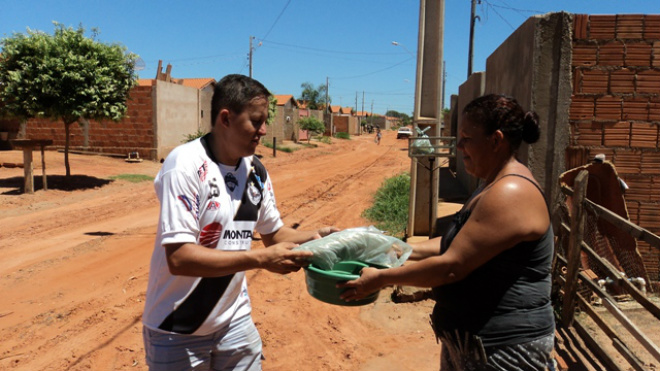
[483,12,573,206]
[199,87,213,133]
[154,80,200,161]
[456,71,486,194]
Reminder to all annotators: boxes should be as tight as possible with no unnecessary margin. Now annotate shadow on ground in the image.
[0,175,113,195]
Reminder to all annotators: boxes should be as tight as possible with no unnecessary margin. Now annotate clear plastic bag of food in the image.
[294,226,413,270]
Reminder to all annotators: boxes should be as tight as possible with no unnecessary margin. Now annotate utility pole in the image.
[249,36,255,78]
[442,60,447,109]
[468,0,478,77]
[326,77,332,135]
[355,92,359,135]
[362,91,365,132]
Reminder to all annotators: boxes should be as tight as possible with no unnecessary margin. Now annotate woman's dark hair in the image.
[462,94,540,150]
[211,74,271,126]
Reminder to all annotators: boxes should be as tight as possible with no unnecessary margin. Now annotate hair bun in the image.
[522,111,540,144]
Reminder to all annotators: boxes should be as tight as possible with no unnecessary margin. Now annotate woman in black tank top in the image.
[339,94,556,371]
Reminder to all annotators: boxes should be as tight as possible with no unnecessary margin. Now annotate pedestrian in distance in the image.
[340,94,556,371]
[142,74,338,371]
[375,127,382,145]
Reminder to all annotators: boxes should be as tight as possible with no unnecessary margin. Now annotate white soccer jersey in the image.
[142,136,283,336]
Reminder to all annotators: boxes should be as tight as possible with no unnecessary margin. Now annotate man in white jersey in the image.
[142,74,336,371]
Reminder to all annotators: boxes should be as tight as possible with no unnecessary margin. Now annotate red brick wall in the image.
[24,85,156,159]
[568,14,660,280]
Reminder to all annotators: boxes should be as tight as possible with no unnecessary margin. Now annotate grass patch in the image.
[299,142,318,148]
[109,174,154,183]
[262,140,296,153]
[362,172,410,238]
[315,135,332,144]
[334,132,350,140]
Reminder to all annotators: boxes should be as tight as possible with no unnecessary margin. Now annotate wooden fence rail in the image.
[556,169,660,370]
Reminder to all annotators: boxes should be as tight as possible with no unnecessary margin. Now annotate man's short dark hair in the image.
[211,74,271,126]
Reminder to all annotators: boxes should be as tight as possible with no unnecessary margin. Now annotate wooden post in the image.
[40,144,47,191]
[562,170,588,326]
[22,146,34,194]
[273,137,276,158]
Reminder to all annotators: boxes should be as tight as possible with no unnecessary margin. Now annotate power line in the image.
[259,40,402,56]
[330,57,414,80]
[483,0,516,30]
[491,1,545,15]
[260,0,292,41]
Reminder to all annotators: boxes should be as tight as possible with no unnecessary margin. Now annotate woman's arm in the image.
[339,176,550,301]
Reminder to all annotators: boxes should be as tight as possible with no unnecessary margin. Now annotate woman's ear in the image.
[492,129,504,148]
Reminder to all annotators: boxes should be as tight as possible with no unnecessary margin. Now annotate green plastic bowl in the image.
[304,260,385,306]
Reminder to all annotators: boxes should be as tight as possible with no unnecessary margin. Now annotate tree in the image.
[298,116,325,143]
[385,110,412,127]
[298,82,330,110]
[0,23,138,176]
[267,94,277,125]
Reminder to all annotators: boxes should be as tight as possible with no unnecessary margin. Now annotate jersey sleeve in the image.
[156,167,201,246]
[255,173,284,235]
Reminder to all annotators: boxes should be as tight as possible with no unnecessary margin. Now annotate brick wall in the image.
[568,14,660,280]
[24,85,156,159]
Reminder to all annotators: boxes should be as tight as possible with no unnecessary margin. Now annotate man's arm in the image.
[260,225,339,247]
[165,241,312,277]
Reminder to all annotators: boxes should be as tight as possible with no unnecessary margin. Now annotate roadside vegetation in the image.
[334,132,350,140]
[261,140,296,153]
[109,174,154,183]
[362,172,410,238]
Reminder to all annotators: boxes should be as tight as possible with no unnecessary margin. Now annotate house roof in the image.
[137,79,155,86]
[355,111,370,117]
[175,78,215,89]
[341,106,353,114]
[329,105,341,113]
[137,77,216,90]
[273,94,299,107]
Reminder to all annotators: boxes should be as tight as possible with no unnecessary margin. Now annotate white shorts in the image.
[143,315,262,371]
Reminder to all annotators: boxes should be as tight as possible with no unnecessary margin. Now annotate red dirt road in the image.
[0,131,439,371]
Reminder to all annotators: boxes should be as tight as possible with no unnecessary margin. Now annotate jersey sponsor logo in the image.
[209,177,220,198]
[198,161,208,182]
[206,200,220,211]
[222,229,253,240]
[199,222,223,247]
[247,181,261,205]
[225,172,238,192]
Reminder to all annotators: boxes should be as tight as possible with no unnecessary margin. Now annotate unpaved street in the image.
[0,131,439,371]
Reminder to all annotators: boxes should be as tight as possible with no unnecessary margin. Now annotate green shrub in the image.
[182,128,207,143]
[334,132,350,140]
[362,172,410,238]
[262,140,295,153]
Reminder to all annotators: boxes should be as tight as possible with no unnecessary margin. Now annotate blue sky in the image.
[0,1,657,116]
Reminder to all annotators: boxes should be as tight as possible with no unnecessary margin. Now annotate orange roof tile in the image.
[330,105,341,113]
[273,94,299,107]
[175,78,215,89]
[138,79,155,86]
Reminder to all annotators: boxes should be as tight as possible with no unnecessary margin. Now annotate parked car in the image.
[396,127,413,139]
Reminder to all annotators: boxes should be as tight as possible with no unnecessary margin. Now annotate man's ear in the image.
[217,109,231,128]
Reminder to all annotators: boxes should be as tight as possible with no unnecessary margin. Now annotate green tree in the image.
[298,116,325,143]
[0,23,138,176]
[298,82,330,110]
[385,110,412,127]
[267,94,277,125]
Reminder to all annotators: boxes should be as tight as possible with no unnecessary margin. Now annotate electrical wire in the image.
[260,0,292,42]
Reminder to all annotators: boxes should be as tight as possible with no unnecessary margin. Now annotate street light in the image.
[391,41,416,58]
